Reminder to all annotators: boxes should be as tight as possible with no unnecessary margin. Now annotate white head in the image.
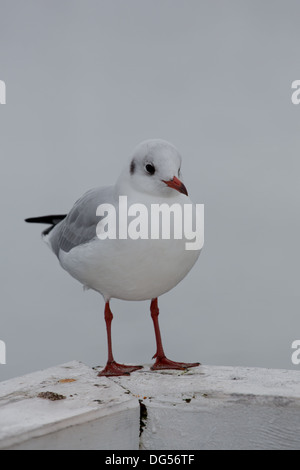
[117,139,188,198]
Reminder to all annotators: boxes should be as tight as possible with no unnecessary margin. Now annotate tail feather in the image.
[25,214,67,235]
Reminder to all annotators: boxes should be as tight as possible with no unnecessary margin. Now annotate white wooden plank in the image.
[0,361,139,450]
[1,362,299,450]
[111,364,300,450]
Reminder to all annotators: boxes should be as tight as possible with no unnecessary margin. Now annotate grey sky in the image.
[0,0,300,381]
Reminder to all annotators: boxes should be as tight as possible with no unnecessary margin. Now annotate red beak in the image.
[162,176,188,196]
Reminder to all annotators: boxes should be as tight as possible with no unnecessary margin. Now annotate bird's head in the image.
[120,139,188,198]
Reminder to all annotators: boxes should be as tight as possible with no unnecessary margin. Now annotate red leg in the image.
[98,301,143,377]
[150,298,200,371]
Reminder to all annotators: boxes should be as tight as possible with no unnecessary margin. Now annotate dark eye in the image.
[145,163,155,175]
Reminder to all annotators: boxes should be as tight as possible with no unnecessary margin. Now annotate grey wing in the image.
[49,186,113,257]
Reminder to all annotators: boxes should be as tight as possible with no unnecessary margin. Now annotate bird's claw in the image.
[98,361,143,377]
[151,356,200,371]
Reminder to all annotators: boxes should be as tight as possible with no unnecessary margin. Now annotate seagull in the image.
[25,139,202,376]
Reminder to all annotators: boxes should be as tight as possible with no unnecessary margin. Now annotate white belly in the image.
[59,236,201,301]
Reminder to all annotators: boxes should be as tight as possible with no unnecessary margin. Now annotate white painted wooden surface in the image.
[112,364,300,450]
[0,361,139,450]
[0,361,299,450]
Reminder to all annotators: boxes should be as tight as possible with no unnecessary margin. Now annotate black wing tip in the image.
[25,217,39,223]
[25,215,67,224]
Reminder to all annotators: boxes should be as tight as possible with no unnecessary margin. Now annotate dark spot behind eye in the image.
[130,159,135,175]
[145,163,155,175]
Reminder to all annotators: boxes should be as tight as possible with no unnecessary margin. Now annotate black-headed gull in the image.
[26,139,202,376]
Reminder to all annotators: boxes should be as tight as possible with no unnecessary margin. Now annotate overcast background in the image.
[1,0,300,382]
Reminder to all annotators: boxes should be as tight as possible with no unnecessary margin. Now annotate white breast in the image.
[58,192,201,301]
[59,235,200,301]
